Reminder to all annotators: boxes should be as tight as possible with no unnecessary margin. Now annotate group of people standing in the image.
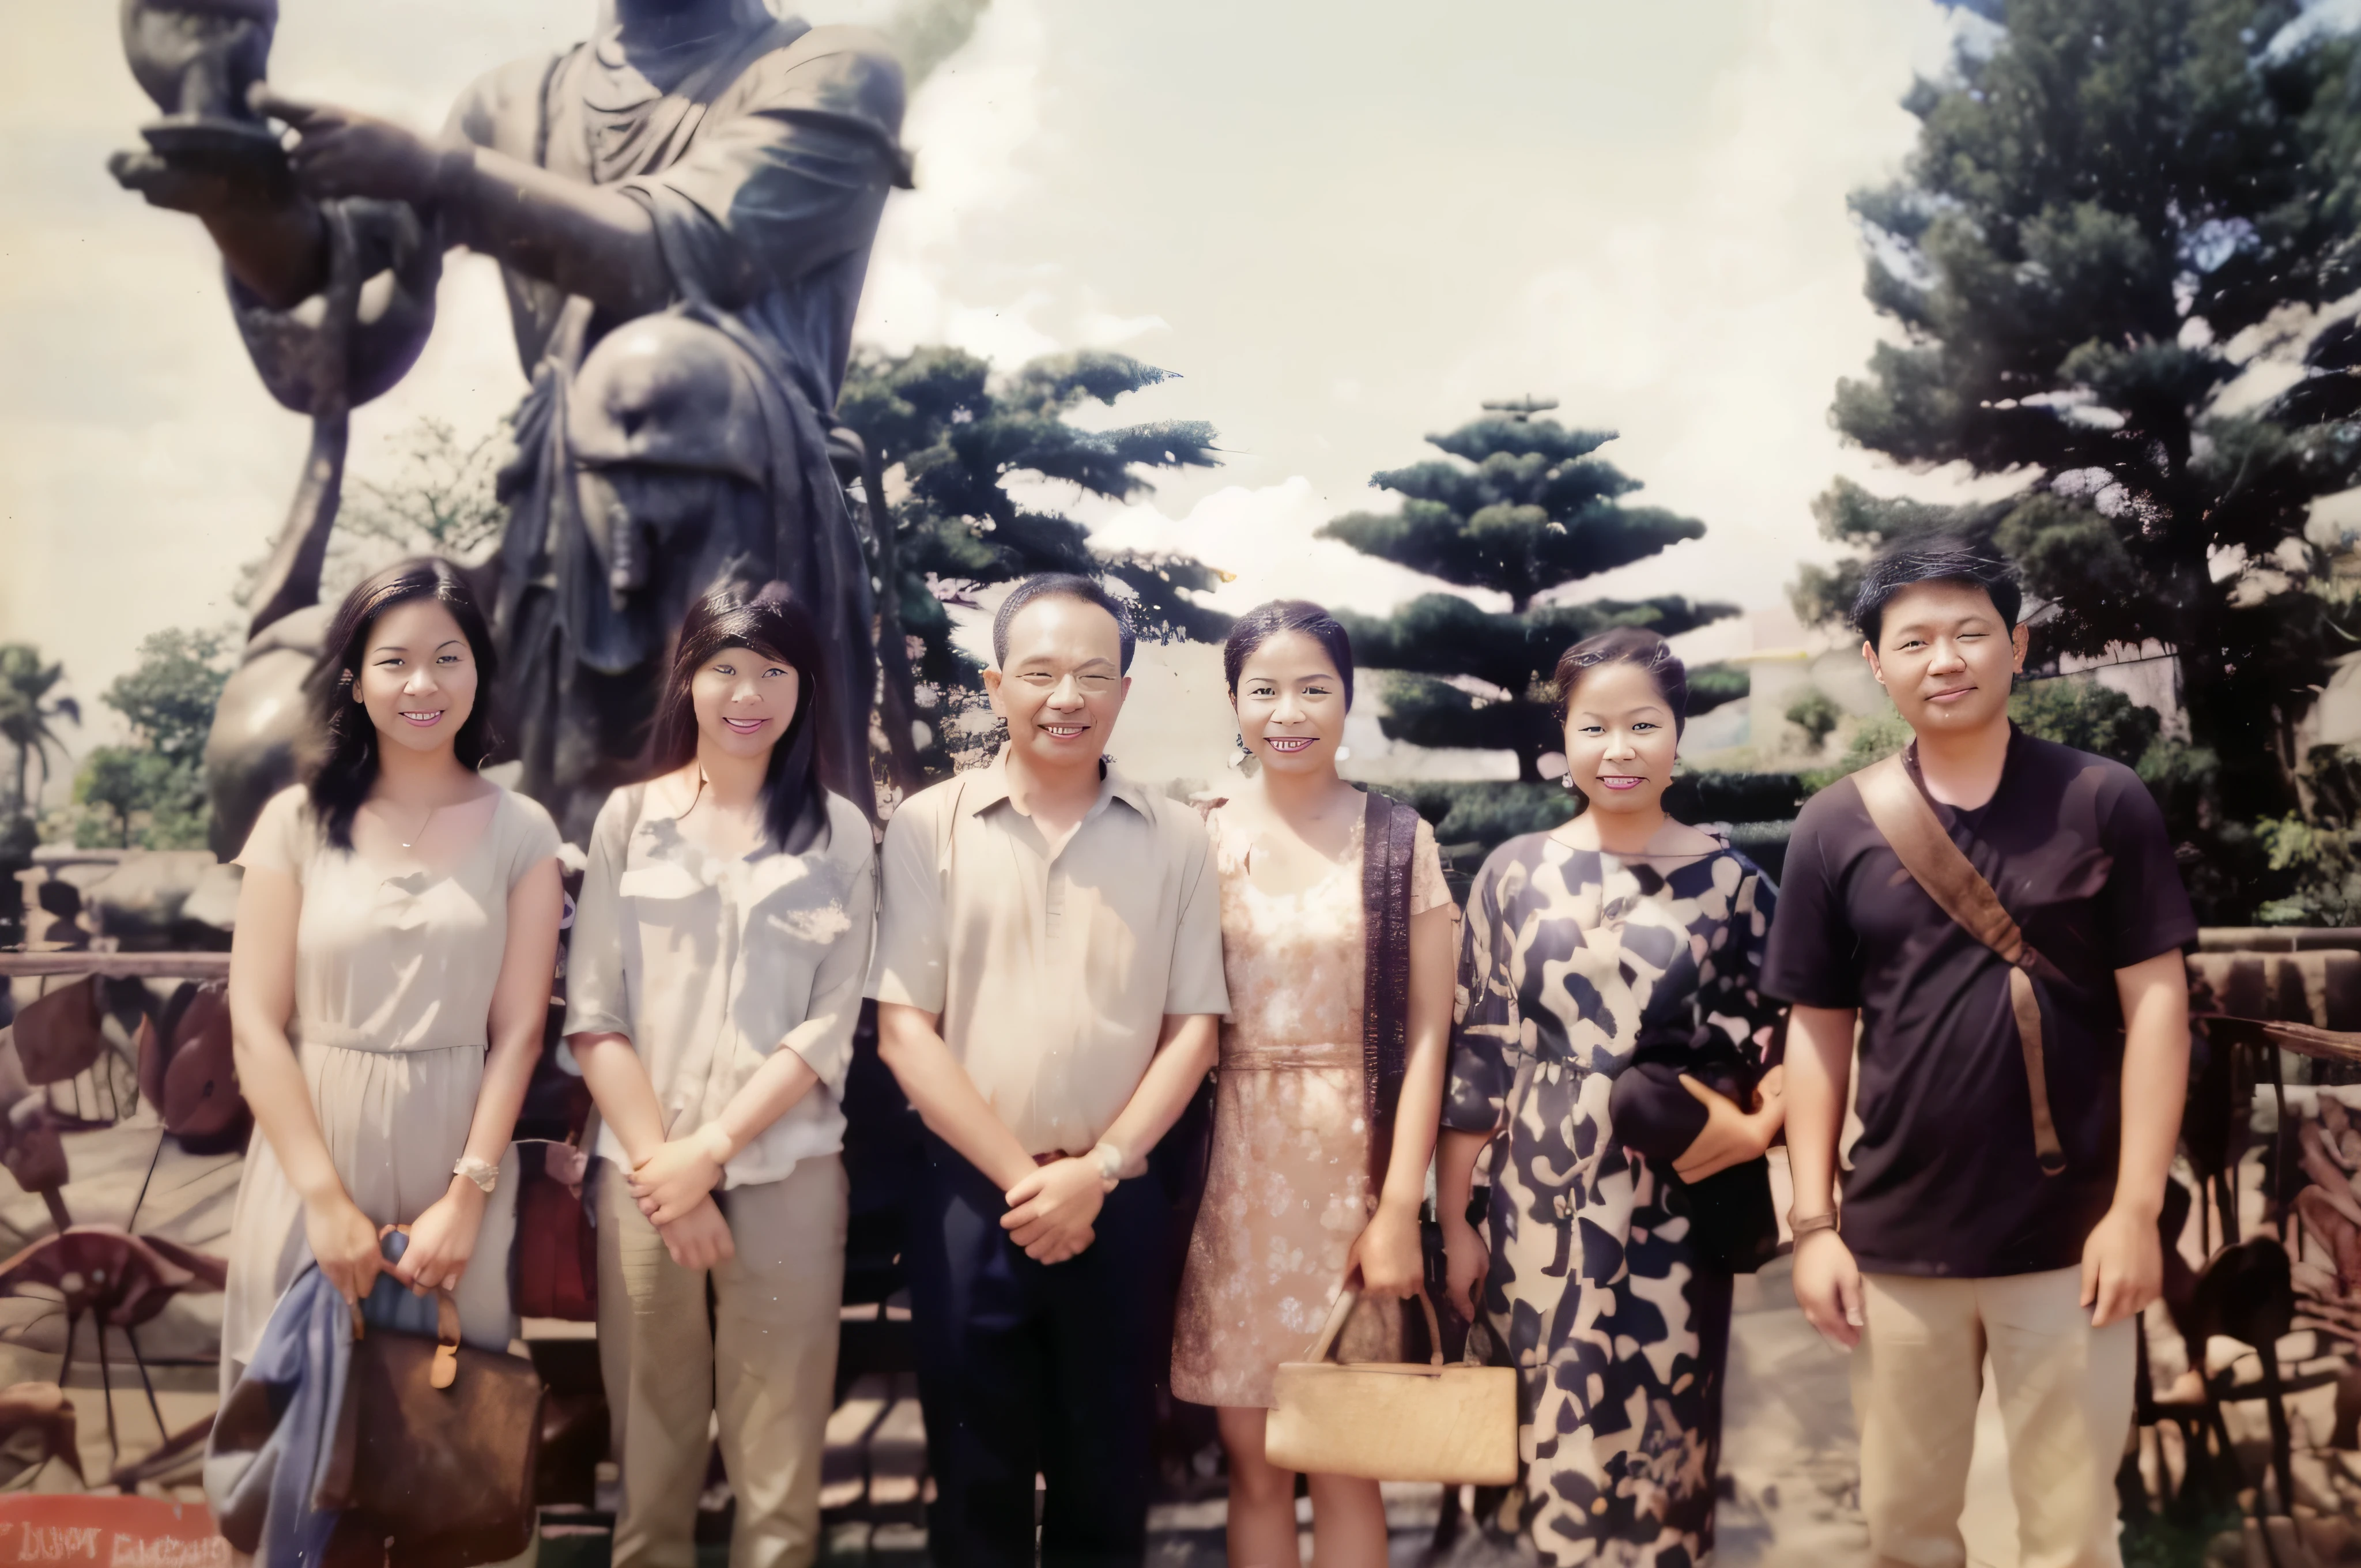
[213,531,2196,1568]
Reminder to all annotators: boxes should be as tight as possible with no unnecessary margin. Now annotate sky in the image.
[0,0,1974,779]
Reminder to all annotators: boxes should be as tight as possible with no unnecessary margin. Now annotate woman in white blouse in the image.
[564,582,878,1568]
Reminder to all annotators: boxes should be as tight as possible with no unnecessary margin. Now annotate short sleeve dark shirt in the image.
[1760,728,2197,1278]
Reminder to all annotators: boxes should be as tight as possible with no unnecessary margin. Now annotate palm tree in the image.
[0,646,80,818]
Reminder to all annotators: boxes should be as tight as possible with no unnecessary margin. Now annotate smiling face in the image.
[352,597,478,758]
[983,593,1131,777]
[1562,660,1680,819]
[1232,630,1349,777]
[1863,579,2028,738]
[690,640,800,764]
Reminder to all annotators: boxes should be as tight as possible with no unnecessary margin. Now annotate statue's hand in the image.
[253,84,442,205]
[109,148,268,217]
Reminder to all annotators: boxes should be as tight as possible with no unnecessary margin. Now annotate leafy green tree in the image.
[1801,0,2361,859]
[103,629,229,770]
[66,630,231,850]
[1319,410,1738,780]
[73,748,191,850]
[0,644,80,817]
[1786,689,1843,749]
[839,346,1229,779]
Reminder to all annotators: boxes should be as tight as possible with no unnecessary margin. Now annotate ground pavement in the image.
[0,1117,2106,1566]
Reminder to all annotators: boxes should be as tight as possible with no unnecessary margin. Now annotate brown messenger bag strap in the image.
[1852,753,2068,1178]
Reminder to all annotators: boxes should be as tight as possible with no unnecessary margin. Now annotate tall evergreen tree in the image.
[1798,0,2361,863]
[840,346,1231,782]
[1321,406,1740,781]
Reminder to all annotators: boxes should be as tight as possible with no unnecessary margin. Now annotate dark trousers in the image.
[906,1134,1168,1568]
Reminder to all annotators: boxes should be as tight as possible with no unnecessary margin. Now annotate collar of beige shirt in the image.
[959,749,1159,829]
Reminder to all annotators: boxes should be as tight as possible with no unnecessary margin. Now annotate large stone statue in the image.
[115,0,907,845]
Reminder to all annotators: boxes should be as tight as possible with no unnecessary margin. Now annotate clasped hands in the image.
[303,1173,485,1307]
[631,1124,737,1272]
[1002,1158,1104,1265]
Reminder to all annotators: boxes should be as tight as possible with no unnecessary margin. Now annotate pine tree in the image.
[1797,0,2361,892]
[1321,404,1740,781]
[839,347,1230,782]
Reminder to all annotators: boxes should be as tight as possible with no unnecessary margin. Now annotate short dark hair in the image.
[647,581,833,855]
[1551,626,1689,738]
[306,557,499,851]
[1851,535,2022,647]
[1223,600,1354,705]
[991,572,1137,673]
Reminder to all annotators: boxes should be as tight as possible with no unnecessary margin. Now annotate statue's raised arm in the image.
[114,0,907,845]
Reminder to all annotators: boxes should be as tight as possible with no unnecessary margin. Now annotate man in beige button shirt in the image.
[868,573,1228,1568]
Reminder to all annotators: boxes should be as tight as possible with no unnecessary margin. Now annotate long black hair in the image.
[1222,598,1355,704]
[647,581,832,855]
[305,557,499,851]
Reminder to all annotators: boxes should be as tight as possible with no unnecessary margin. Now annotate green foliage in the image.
[103,629,229,768]
[342,418,507,560]
[1320,417,1703,612]
[1686,661,1748,717]
[63,630,230,851]
[1320,410,1736,779]
[839,346,1231,779]
[1785,689,1842,748]
[1371,769,1810,883]
[74,747,197,850]
[2254,744,2361,924]
[1802,712,1914,793]
[2009,679,2161,768]
[239,418,510,608]
[0,644,80,817]
[1801,0,2361,881]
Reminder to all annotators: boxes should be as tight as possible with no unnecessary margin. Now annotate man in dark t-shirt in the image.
[1763,537,2194,1568]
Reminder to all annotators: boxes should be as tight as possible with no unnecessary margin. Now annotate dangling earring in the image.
[1228,734,1253,772]
[1560,771,1576,791]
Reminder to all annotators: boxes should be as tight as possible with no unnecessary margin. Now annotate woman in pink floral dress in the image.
[1170,600,1458,1568]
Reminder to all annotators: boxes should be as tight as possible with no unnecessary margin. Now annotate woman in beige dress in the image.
[565,583,878,1568]
[1170,601,1458,1568]
[222,558,564,1390]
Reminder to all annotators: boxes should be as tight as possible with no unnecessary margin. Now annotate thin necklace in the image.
[398,804,436,850]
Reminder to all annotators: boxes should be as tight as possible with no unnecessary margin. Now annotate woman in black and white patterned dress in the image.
[1436,628,1787,1568]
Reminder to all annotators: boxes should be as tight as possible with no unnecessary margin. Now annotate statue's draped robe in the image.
[229,12,905,835]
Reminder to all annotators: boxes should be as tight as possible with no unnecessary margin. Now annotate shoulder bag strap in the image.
[1851,753,2068,1177]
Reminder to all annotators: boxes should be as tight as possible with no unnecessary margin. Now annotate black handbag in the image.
[1608,1058,1780,1275]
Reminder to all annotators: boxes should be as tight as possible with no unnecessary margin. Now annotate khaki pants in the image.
[1852,1266,2136,1568]
[597,1153,848,1568]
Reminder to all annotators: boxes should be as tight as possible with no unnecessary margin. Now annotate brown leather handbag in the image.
[1853,752,2070,1175]
[1265,1288,1519,1485]
[320,1232,544,1568]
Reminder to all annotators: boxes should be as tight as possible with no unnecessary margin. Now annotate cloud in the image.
[1081,477,1499,620]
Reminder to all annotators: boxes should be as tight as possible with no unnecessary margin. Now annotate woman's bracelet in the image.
[1789,1208,1840,1239]
[452,1155,499,1196]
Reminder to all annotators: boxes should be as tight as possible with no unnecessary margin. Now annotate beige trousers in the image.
[1852,1266,2136,1568]
[596,1152,848,1568]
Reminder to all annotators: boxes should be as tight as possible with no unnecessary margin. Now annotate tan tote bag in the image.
[1265,1288,1519,1485]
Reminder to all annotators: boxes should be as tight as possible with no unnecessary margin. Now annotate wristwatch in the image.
[453,1155,499,1196]
[1789,1207,1839,1239]
[1091,1142,1125,1193]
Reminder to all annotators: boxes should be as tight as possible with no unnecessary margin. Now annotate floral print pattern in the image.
[1447,831,1781,1567]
